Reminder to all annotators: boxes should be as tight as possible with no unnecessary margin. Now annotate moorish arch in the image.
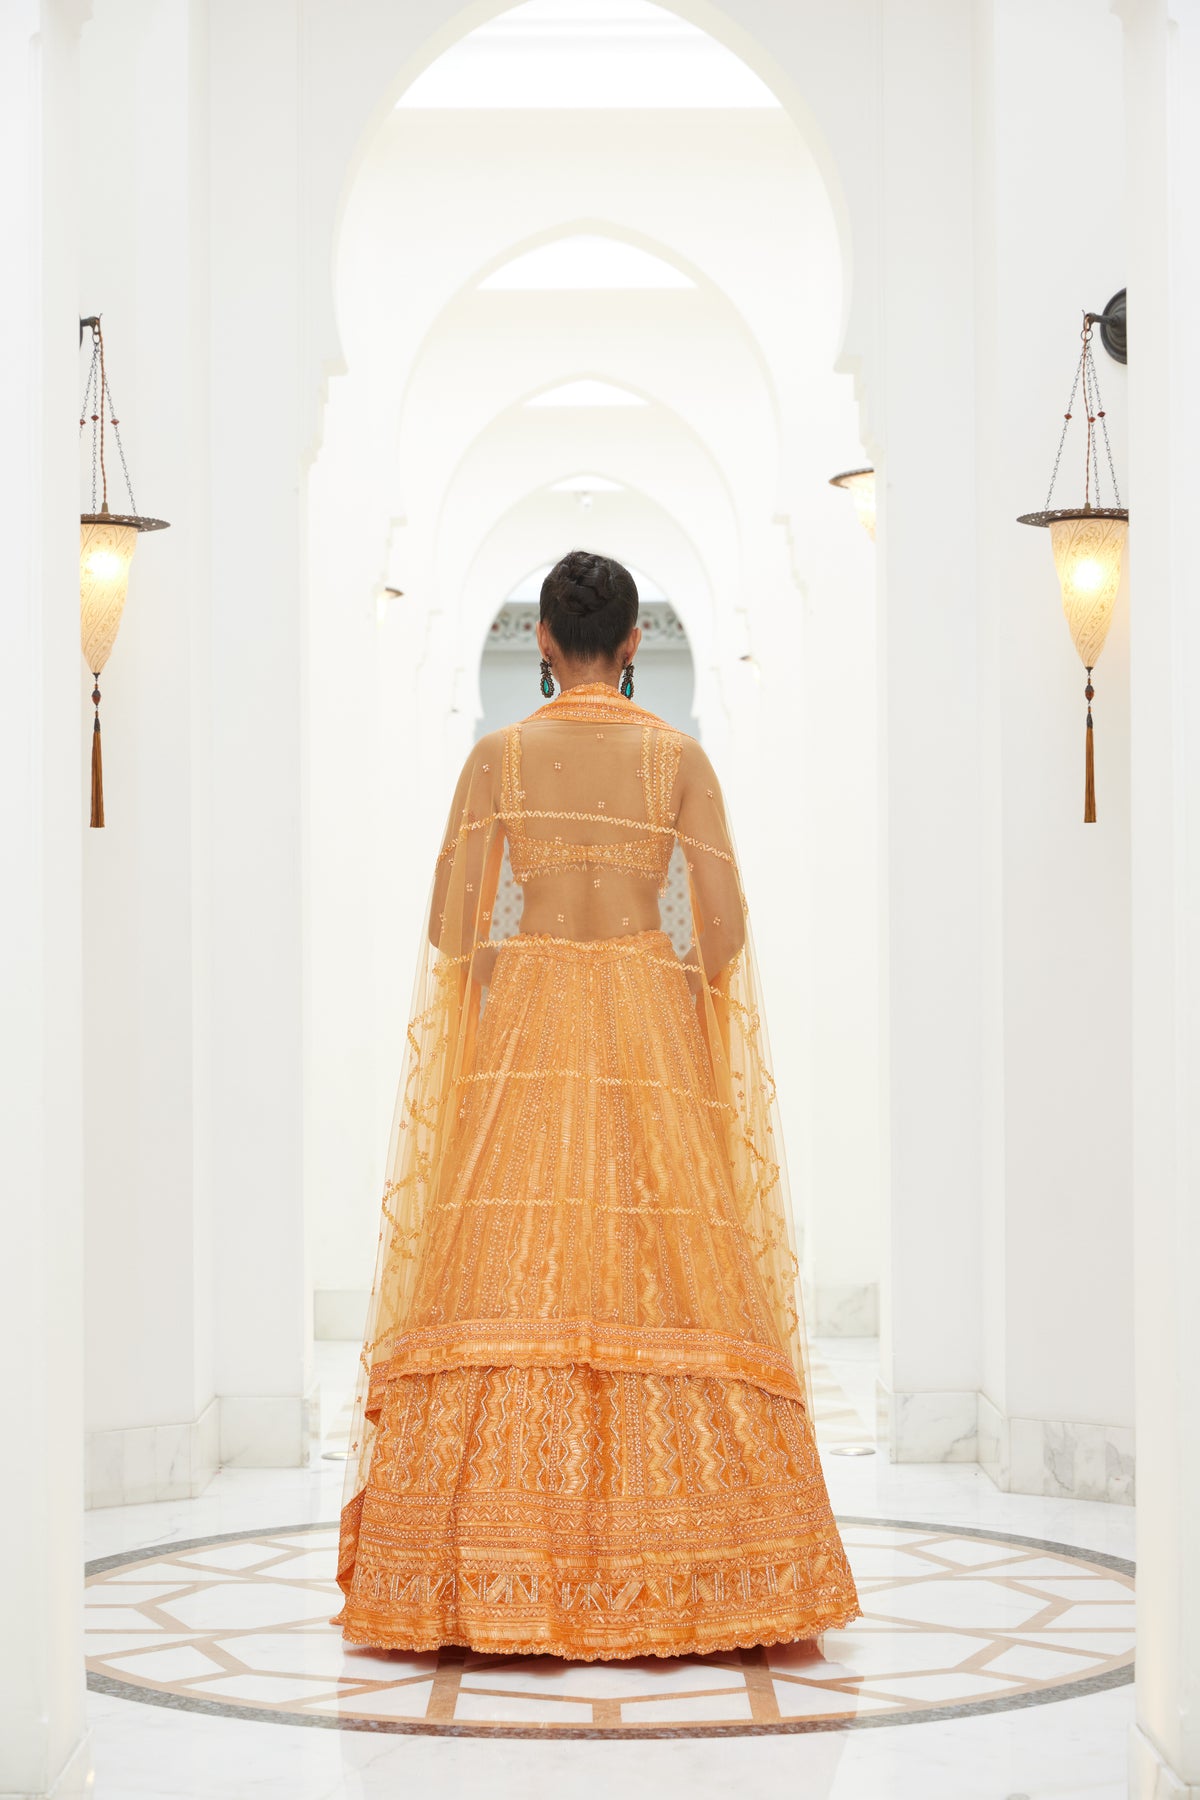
[429,400,742,648]
[304,0,875,1354]
[456,482,718,702]
[302,0,871,461]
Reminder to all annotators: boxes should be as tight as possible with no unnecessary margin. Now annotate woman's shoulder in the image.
[453,729,508,792]
[472,726,509,764]
[670,728,718,775]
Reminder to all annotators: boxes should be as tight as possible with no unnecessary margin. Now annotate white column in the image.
[792,484,882,1339]
[0,3,89,1794]
[873,0,984,1461]
[208,0,313,1463]
[306,379,391,1342]
[78,0,217,1508]
[972,0,1133,1504]
[1119,3,1200,1791]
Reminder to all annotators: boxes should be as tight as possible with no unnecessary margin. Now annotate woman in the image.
[335,550,861,1660]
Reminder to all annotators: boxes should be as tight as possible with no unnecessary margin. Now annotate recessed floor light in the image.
[828,1444,876,1456]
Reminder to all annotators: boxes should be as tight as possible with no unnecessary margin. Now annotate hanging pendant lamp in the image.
[1017,307,1127,824]
[78,315,169,827]
[829,466,877,540]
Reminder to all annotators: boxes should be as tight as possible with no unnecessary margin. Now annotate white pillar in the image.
[1119,3,1200,1791]
[0,2,89,1793]
[78,0,217,1508]
[873,0,984,1461]
[972,0,1133,1504]
[792,484,882,1339]
[208,0,313,1463]
[306,380,391,1340]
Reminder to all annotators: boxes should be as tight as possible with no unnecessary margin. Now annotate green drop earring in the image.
[620,663,635,699]
[540,658,555,699]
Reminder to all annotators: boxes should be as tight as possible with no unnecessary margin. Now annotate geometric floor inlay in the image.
[86,1519,1134,1738]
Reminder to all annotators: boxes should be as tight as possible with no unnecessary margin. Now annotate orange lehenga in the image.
[335,682,861,1659]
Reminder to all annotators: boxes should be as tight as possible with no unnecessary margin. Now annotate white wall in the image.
[973,0,1133,1500]
[870,0,985,1457]
[78,0,217,1504]
[74,0,317,1502]
[1120,0,1200,1787]
[207,0,313,1467]
[1,3,89,1791]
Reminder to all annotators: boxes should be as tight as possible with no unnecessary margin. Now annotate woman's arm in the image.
[672,739,746,981]
[429,734,503,957]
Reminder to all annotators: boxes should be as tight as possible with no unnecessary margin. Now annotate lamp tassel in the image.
[90,676,105,829]
[1084,668,1096,825]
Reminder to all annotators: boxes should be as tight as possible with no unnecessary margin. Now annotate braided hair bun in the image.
[539,550,639,661]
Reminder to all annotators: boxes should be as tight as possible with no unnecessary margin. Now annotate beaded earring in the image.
[620,663,635,699]
[540,658,555,699]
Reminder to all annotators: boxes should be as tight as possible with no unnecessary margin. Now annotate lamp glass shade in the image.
[1048,512,1127,668]
[80,519,138,675]
[830,468,876,540]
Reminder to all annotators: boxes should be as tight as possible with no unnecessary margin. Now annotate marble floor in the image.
[81,1340,1138,1798]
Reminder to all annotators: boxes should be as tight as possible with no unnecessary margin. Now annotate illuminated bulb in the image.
[1048,512,1127,668]
[85,549,124,580]
[79,518,138,676]
[1067,557,1104,594]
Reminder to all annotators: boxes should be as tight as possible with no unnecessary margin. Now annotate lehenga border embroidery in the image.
[452,1066,734,1110]
[371,1318,804,1401]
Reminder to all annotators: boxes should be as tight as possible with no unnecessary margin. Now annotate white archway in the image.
[304,0,880,1360]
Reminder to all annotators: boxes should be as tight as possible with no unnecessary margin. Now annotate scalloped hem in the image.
[332,1598,864,1663]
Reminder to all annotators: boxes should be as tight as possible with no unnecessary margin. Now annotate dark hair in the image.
[539,550,639,662]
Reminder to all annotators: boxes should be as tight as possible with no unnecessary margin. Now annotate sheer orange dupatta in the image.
[337,697,815,1594]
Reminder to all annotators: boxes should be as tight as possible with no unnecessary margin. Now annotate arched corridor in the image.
[4,1,1198,1796]
[305,10,880,1359]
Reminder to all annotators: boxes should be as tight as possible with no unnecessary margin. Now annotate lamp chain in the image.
[97,323,108,509]
[1044,351,1084,511]
[80,334,101,514]
[1086,337,1122,508]
[77,317,139,516]
[1043,313,1123,514]
[102,370,139,517]
[1082,331,1099,507]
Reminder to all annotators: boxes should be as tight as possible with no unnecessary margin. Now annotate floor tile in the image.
[78,1337,1138,1796]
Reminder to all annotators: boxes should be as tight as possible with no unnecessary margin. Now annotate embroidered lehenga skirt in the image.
[335,928,861,1660]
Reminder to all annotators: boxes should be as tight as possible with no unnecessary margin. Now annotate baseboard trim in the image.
[86,1383,324,1503]
[1129,1722,1200,1799]
[875,1379,978,1462]
[218,1384,320,1468]
[0,1728,94,1800]
[50,1731,92,1799]
[811,1280,879,1337]
[978,1390,1134,1504]
[86,1397,219,1510]
[875,1380,1134,1503]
